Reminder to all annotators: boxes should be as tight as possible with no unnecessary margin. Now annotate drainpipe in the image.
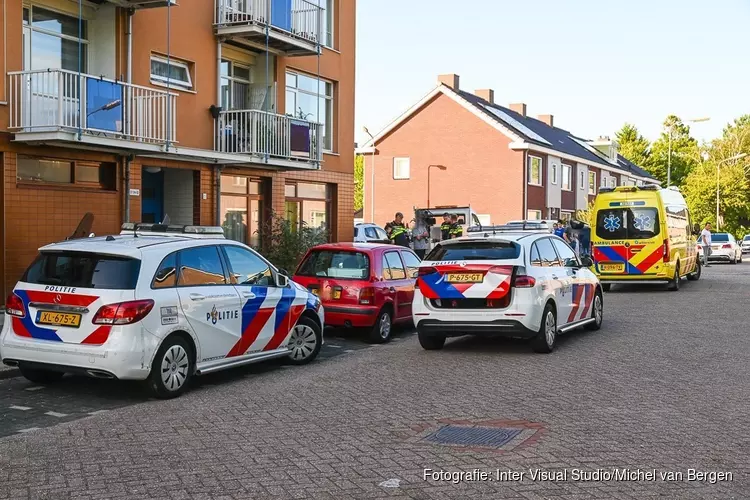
[124,154,133,223]
[126,9,134,135]
[215,165,223,225]
[522,150,528,219]
[215,40,221,152]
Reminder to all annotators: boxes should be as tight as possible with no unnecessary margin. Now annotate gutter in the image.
[215,165,223,225]
[522,150,528,219]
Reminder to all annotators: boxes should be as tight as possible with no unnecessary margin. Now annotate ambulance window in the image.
[596,208,660,240]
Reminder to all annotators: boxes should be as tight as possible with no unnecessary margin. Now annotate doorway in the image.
[142,169,164,223]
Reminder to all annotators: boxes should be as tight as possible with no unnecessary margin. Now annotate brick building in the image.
[357,74,657,228]
[0,0,355,295]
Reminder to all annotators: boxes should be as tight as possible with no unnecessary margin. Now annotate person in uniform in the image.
[384,212,410,247]
[448,214,463,239]
[440,213,452,241]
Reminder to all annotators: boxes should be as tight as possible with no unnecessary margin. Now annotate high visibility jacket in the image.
[448,223,463,239]
[440,222,451,240]
[385,221,409,247]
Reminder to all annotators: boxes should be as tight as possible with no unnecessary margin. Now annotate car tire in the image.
[367,308,393,344]
[286,316,323,365]
[601,283,611,292]
[687,259,701,281]
[418,331,446,350]
[147,336,193,399]
[585,289,604,331]
[18,365,65,384]
[531,303,557,353]
[667,263,680,291]
[731,256,737,264]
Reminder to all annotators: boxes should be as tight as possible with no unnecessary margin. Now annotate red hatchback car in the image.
[293,243,420,343]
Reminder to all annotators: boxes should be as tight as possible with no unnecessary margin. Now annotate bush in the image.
[254,210,328,273]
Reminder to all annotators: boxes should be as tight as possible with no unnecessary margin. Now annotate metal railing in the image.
[215,0,321,44]
[215,108,322,164]
[8,69,177,145]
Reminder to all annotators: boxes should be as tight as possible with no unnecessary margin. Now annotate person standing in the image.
[448,214,463,239]
[700,222,713,267]
[385,212,410,248]
[554,221,566,238]
[440,213,452,241]
[411,218,429,259]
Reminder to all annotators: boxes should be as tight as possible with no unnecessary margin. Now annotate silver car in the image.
[741,235,750,254]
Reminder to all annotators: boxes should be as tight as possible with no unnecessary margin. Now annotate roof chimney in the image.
[538,114,554,127]
[475,89,494,104]
[438,74,460,90]
[510,103,527,117]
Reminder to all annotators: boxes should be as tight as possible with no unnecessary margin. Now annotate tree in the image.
[354,155,364,211]
[615,123,650,168]
[646,115,700,187]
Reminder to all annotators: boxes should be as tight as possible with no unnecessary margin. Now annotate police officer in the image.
[440,212,452,241]
[448,214,463,239]
[384,212,410,247]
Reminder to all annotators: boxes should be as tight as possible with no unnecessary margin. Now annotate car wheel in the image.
[286,316,323,365]
[532,303,556,353]
[18,365,65,384]
[730,255,737,264]
[147,336,193,399]
[601,283,612,292]
[585,289,603,331]
[667,263,680,291]
[687,258,701,281]
[367,308,392,344]
[418,331,446,350]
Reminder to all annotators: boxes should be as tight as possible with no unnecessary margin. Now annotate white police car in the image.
[412,223,603,353]
[0,224,324,398]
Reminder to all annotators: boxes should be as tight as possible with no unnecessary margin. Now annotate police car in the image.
[412,223,603,353]
[0,224,324,398]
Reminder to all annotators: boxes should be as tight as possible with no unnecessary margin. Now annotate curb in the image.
[0,367,21,380]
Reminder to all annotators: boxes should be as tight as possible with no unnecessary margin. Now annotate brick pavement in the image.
[1,264,749,499]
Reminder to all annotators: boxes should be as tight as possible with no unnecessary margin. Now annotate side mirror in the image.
[579,255,594,267]
[278,268,290,277]
[276,273,290,287]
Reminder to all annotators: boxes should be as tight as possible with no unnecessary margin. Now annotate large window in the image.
[588,171,597,195]
[285,182,332,238]
[24,7,87,72]
[176,246,227,286]
[595,207,660,241]
[220,60,251,110]
[562,164,572,190]
[223,245,273,286]
[285,71,334,151]
[17,155,116,190]
[150,54,193,91]
[220,175,264,248]
[527,209,542,220]
[313,0,334,48]
[527,156,542,185]
[23,252,140,290]
[393,158,410,179]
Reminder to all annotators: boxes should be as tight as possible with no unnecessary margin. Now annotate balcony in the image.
[215,109,322,168]
[214,0,322,56]
[94,0,176,8]
[8,69,177,152]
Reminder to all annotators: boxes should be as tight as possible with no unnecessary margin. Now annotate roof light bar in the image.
[120,223,225,235]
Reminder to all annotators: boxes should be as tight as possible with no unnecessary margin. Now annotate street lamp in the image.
[363,126,375,222]
[427,164,447,207]
[716,152,748,230]
[667,117,710,187]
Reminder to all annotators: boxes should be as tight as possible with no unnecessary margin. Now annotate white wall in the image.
[163,168,194,225]
[88,5,116,79]
[575,163,588,210]
[546,155,562,210]
[600,170,616,188]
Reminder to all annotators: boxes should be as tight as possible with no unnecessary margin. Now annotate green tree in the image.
[615,123,650,168]
[646,115,700,187]
[354,155,364,211]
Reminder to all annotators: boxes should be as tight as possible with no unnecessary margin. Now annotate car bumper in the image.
[706,250,735,261]
[742,247,750,254]
[321,304,378,328]
[415,319,537,339]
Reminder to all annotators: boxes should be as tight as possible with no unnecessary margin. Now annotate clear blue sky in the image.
[355,0,749,147]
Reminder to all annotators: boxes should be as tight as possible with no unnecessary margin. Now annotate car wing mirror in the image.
[579,256,594,267]
[276,273,290,287]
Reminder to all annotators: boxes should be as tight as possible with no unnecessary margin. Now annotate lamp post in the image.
[716,152,748,230]
[427,164,447,208]
[666,117,709,187]
[363,126,375,222]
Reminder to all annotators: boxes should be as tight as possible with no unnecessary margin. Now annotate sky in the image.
[354,0,750,148]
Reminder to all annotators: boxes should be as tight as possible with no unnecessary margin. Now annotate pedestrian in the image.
[440,212,452,241]
[411,218,429,259]
[384,212,410,248]
[563,219,573,243]
[448,214,463,239]
[700,222,713,267]
[554,220,566,238]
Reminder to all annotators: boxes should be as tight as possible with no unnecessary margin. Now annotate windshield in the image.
[425,241,521,261]
[21,252,141,289]
[744,236,750,241]
[296,250,370,279]
[595,208,660,240]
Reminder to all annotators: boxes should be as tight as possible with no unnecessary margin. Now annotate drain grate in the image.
[424,425,522,448]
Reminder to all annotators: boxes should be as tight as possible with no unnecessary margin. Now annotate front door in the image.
[398,249,421,318]
[383,251,411,321]
[142,169,164,223]
[535,238,571,322]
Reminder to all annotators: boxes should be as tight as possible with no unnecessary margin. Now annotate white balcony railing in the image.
[8,69,177,145]
[215,0,321,45]
[216,109,322,164]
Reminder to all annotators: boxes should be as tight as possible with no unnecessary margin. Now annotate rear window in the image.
[710,234,729,242]
[425,241,521,261]
[596,208,660,240]
[22,252,141,289]
[296,250,370,280]
[743,236,750,241]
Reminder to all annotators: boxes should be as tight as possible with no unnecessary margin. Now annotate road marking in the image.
[327,344,342,349]
[379,478,401,488]
[9,405,31,411]
[17,427,39,433]
[45,411,68,418]
[25,386,44,392]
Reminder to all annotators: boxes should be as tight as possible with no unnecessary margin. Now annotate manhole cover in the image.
[424,425,522,447]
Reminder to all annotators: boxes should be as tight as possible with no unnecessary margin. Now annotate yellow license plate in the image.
[600,263,625,273]
[445,273,484,283]
[332,289,341,299]
[37,311,81,327]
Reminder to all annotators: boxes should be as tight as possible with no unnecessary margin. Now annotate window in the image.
[298,250,369,280]
[535,238,561,267]
[400,251,421,278]
[600,175,607,188]
[285,71,334,151]
[25,7,87,72]
[23,252,140,290]
[16,156,116,190]
[220,176,264,247]
[588,171,597,195]
[562,164,572,190]
[365,226,388,241]
[176,246,227,286]
[609,177,617,188]
[383,252,406,280]
[551,239,578,267]
[595,208,660,240]
[551,164,558,185]
[425,241,521,262]
[527,210,542,220]
[150,55,193,90]
[285,181,331,237]
[560,211,573,222]
[528,156,542,185]
[530,243,542,266]
[223,246,273,286]
[152,253,177,288]
[393,158,410,179]
[579,171,586,190]
[313,0,334,48]
[220,60,251,110]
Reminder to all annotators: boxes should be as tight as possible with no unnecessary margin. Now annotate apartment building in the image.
[357,74,656,227]
[0,0,355,294]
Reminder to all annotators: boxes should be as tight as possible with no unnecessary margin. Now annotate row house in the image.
[0,0,356,295]
[357,74,657,227]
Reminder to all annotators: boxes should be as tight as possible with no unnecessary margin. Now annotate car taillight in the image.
[359,288,375,305]
[662,239,670,263]
[92,299,154,325]
[418,267,437,276]
[723,244,732,249]
[513,275,536,288]
[5,293,25,318]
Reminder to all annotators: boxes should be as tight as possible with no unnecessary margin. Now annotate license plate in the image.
[600,263,625,273]
[445,273,484,283]
[36,311,81,328]
[332,289,341,299]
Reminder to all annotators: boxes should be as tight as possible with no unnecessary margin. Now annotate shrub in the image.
[254,210,328,273]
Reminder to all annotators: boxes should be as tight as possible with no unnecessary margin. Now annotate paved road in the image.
[1,263,749,499]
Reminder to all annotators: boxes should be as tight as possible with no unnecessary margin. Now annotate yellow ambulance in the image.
[591,185,700,291]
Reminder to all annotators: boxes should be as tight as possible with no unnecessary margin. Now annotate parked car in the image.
[741,235,750,254]
[696,232,743,264]
[0,224,324,398]
[294,243,420,343]
[353,223,390,244]
[413,226,603,353]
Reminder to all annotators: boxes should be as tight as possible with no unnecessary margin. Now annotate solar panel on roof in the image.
[482,105,552,145]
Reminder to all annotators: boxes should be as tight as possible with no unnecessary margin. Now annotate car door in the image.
[221,244,295,357]
[383,251,411,321]
[398,249,421,318]
[552,238,591,325]
[175,245,242,363]
[535,238,570,323]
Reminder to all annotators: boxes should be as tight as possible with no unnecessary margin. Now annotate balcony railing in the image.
[215,109,322,164]
[8,69,177,145]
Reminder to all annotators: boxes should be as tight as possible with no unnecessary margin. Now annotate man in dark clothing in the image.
[384,212,410,247]
[448,214,463,239]
[440,213,452,241]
